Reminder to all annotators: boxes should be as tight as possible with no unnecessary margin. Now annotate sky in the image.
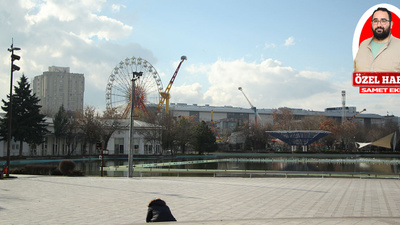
[1,0,400,117]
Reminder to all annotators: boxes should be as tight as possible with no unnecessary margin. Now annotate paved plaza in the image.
[1,175,400,224]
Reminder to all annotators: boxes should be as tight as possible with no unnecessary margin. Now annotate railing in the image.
[134,168,400,179]
[133,158,400,167]
[102,157,400,179]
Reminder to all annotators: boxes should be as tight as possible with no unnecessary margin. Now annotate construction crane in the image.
[347,108,366,122]
[211,110,222,141]
[238,87,262,127]
[157,56,187,113]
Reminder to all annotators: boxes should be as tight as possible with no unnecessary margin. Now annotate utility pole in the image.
[128,72,142,177]
[341,90,346,123]
[5,39,21,178]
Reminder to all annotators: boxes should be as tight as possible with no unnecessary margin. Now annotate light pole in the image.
[5,39,21,178]
[128,71,142,177]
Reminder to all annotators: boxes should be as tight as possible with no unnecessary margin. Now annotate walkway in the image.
[1,175,400,224]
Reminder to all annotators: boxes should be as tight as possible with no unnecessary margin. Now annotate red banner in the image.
[353,72,400,86]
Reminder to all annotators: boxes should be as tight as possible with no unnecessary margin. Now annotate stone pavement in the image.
[1,175,400,224]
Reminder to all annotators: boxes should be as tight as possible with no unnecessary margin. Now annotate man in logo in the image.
[354,7,400,72]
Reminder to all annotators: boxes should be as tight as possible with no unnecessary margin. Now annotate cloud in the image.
[264,42,276,49]
[297,71,331,80]
[23,1,132,42]
[171,58,400,115]
[284,36,295,46]
[171,58,337,111]
[1,1,397,117]
[170,83,205,104]
[111,4,126,13]
[0,0,150,112]
[264,37,293,49]
[185,63,210,75]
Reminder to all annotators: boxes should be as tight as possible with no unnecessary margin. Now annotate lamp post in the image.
[5,39,21,178]
[128,71,142,177]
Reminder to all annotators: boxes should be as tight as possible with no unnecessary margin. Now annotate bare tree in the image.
[339,122,359,151]
[272,108,295,130]
[319,119,340,149]
[297,115,327,130]
[100,108,122,152]
[78,106,102,155]
[53,105,69,155]
[64,110,81,156]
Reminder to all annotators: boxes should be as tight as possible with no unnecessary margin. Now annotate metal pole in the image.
[128,77,135,177]
[128,72,142,177]
[6,42,15,177]
[341,90,346,123]
[101,141,104,177]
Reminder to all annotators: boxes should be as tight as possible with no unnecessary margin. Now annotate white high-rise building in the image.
[33,66,85,116]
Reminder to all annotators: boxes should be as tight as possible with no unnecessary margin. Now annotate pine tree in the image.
[0,75,48,156]
[0,95,16,144]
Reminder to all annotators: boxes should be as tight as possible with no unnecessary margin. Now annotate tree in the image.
[64,110,81,156]
[338,122,358,151]
[0,75,48,156]
[0,96,16,146]
[272,108,295,130]
[160,113,177,153]
[298,115,326,130]
[251,124,269,151]
[192,121,217,154]
[319,119,340,149]
[135,109,161,154]
[174,116,196,154]
[99,108,122,152]
[53,105,70,155]
[78,106,102,155]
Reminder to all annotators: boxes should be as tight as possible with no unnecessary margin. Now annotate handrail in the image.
[135,168,400,179]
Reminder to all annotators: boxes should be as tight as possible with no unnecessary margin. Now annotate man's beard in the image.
[373,26,391,40]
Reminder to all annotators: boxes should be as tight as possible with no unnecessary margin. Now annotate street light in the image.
[5,39,21,177]
[128,71,142,177]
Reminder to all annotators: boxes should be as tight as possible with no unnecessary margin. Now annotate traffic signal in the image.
[96,142,102,150]
[8,45,21,72]
[11,53,20,71]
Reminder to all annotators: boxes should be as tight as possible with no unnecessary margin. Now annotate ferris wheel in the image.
[105,57,163,118]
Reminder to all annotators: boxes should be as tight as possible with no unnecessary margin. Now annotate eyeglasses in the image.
[372,18,390,25]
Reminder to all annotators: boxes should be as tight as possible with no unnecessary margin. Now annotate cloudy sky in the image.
[1,0,400,116]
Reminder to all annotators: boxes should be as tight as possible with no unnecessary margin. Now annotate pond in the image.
[3,153,400,177]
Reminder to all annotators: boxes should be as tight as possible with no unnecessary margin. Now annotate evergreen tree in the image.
[193,121,217,154]
[0,94,16,144]
[0,75,48,156]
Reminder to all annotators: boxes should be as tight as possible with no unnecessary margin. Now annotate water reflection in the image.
[146,157,400,176]
[5,156,400,177]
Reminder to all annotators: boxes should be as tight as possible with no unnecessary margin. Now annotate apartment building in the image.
[33,66,84,116]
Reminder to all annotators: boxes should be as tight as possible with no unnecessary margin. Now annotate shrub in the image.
[12,165,58,175]
[59,160,76,176]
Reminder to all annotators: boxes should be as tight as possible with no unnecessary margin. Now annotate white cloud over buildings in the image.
[0,1,398,116]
